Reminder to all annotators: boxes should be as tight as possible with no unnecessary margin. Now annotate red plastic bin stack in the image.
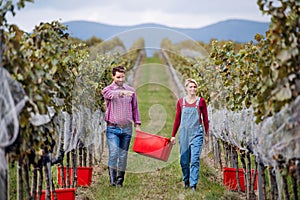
[133,130,173,162]
[223,167,258,192]
[57,166,93,187]
[39,188,76,200]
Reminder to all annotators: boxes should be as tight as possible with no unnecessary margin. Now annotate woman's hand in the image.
[205,132,209,144]
[170,137,176,145]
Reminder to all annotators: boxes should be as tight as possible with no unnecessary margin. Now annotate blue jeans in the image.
[106,125,132,171]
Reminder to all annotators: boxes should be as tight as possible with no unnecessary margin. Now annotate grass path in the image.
[77,57,241,200]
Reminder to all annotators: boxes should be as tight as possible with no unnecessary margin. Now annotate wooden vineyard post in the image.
[18,158,23,200]
[250,161,258,199]
[23,163,31,199]
[217,139,223,171]
[289,159,298,200]
[71,149,77,188]
[246,152,252,199]
[0,167,8,200]
[37,166,43,200]
[66,152,70,188]
[258,161,267,200]
[88,144,93,167]
[276,155,290,200]
[78,140,83,167]
[268,166,278,200]
[233,148,242,192]
[31,164,38,199]
[83,147,87,167]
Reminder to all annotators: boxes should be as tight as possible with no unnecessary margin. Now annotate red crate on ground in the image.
[57,166,93,187]
[132,130,173,162]
[223,167,258,192]
[39,188,76,200]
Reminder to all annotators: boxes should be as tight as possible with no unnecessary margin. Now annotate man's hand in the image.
[120,90,134,97]
[135,124,141,131]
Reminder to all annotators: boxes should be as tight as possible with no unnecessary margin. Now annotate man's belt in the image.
[107,122,132,128]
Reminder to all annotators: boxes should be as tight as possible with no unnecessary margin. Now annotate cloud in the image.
[7,0,270,32]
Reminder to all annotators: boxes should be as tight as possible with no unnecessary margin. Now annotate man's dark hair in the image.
[112,66,126,76]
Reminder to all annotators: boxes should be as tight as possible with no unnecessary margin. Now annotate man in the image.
[102,65,141,187]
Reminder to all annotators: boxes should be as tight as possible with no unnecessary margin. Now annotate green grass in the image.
[80,161,231,200]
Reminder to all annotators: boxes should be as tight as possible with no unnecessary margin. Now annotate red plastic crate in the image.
[57,166,93,187]
[132,130,173,162]
[40,188,76,200]
[223,167,258,192]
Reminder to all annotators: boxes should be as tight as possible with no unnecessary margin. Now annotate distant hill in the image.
[63,19,269,52]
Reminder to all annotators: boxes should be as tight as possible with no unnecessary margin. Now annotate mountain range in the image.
[63,19,270,52]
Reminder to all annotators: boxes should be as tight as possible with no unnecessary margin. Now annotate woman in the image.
[171,78,209,191]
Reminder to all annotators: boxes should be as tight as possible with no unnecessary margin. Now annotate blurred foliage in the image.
[3,21,89,162]
[210,0,300,122]
[0,0,33,26]
[162,0,299,123]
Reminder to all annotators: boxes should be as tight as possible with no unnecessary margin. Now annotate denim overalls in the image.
[179,97,204,187]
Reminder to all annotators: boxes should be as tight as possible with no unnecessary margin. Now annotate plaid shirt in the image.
[102,82,141,125]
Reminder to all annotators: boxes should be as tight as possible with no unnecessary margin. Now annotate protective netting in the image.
[209,95,300,167]
[55,111,71,154]
[52,106,106,161]
[79,106,106,161]
[29,107,56,126]
[162,49,299,167]
[0,67,28,170]
[253,96,300,166]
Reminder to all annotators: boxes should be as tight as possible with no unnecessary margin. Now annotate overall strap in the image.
[195,97,201,108]
[196,97,202,122]
[182,97,186,107]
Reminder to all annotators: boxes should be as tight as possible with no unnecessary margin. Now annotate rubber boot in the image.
[108,167,117,187]
[184,181,189,189]
[116,171,125,187]
[191,185,196,191]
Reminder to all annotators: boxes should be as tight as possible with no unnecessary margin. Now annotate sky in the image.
[7,0,271,32]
